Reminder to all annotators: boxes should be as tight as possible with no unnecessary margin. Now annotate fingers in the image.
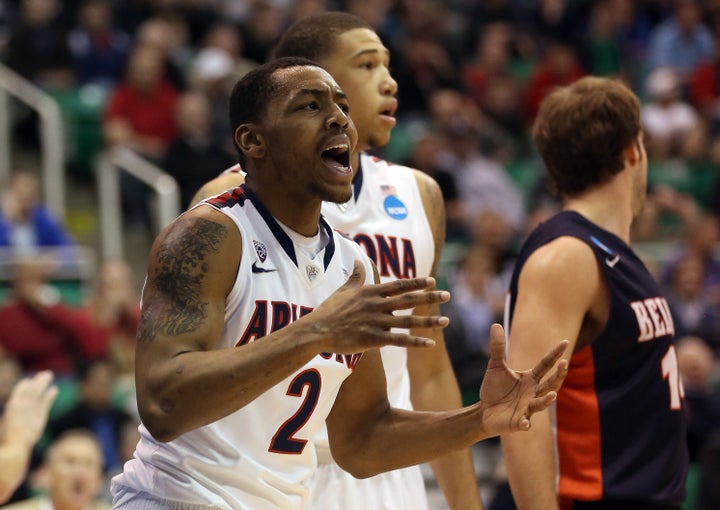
[530,340,569,382]
[487,323,507,362]
[8,370,57,405]
[375,312,450,330]
[535,359,569,396]
[369,331,436,348]
[380,290,450,312]
[372,276,439,297]
[526,392,557,417]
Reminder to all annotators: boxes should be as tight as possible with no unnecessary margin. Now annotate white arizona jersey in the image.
[312,153,434,510]
[321,153,434,412]
[111,185,374,510]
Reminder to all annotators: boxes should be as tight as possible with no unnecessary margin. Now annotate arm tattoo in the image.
[137,217,228,342]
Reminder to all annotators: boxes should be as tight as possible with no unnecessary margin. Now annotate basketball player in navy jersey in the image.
[111,58,568,509]
[502,77,688,510]
[191,13,484,509]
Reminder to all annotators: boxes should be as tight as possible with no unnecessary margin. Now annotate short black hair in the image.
[273,12,372,62]
[228,56,322,165]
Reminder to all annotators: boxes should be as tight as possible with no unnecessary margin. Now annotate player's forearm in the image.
[332,402,492,479]
[0,442,33,504]
[137,320,327,442]
[501,413,559,510]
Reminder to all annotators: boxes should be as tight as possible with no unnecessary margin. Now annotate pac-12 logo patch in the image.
[383,195,408,220]
[253,240,267,262]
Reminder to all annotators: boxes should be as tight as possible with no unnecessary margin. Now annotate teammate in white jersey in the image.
[190,13,484,509]
[112,58,569,510]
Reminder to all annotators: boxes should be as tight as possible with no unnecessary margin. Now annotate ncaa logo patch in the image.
[383,195,408,220]
[253,240,267,262]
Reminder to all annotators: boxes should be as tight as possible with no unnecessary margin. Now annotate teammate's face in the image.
[319,28,398,151]
[256,66,358,204]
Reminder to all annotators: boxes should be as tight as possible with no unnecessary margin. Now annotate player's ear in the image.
[235,124,266,160]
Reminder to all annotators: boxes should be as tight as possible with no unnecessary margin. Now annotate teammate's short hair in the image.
[532,76,641,196]
[273,12,372,62]
[228,56,322,166]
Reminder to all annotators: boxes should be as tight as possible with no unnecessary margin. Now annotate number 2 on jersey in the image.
[269,369,322,454]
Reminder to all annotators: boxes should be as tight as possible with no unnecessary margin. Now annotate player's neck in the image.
[247,184,322,237]
[563,179,635,243]
[350,150,362,181]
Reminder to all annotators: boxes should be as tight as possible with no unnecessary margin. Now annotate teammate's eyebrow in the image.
[352,48,390,59]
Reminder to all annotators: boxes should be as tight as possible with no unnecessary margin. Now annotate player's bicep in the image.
[508,237,601,369]
[413,169,445,278]
[135,208,240,378]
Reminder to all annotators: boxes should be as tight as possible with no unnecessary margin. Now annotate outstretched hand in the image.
[3,371,58,447]
[312,260,450,354]
[477,323,568,435]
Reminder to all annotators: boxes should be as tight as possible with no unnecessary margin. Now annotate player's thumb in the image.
[488,323,507,361]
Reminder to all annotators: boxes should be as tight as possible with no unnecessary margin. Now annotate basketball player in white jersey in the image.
[190,12,485,509]
[117,57,569,510]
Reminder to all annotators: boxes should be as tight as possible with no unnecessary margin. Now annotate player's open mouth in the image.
[321,144,351,173]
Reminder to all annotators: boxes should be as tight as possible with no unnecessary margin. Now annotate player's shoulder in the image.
[522,235,598,281]
[360,153,439,196]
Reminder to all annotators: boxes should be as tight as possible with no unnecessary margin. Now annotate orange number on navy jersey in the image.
[661,345,684,410]
[269,369,322,454]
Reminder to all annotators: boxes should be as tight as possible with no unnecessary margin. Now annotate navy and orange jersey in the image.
[506,211,688,506]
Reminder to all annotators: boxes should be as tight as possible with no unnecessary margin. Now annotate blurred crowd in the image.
[0,0,719,508]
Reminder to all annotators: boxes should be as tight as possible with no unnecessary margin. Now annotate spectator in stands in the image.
[443,244,506,394]
[660,211,720,291]
[134,16,189,92]
[641,66,706,159]
[646,0,714,79]
[186,47,239,154]
[4,0,74,89]
[2,429,108,510]
[579,0,622,78]
[696,432,720,510]
[429,88,526,234]
[0,257,107,375]
[525,40,584,120]
[164,91,234,208]
[104,43,179,162]
[689,34,720,124]
[201,22,256,84]
[665,254,720,353]
[676,336,720,463]
[407,131,466,241]
[237,0,285,64]
[49,359,134,474]
[0,170,73,256]
[83,259,139,377]
[0,371,57,505]
[103,42,179,228]
[67,0,131,89]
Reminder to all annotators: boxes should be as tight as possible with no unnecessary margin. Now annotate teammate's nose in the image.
[381,71,398,97]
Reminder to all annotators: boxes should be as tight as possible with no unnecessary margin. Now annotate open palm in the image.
[478,323,568,435]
